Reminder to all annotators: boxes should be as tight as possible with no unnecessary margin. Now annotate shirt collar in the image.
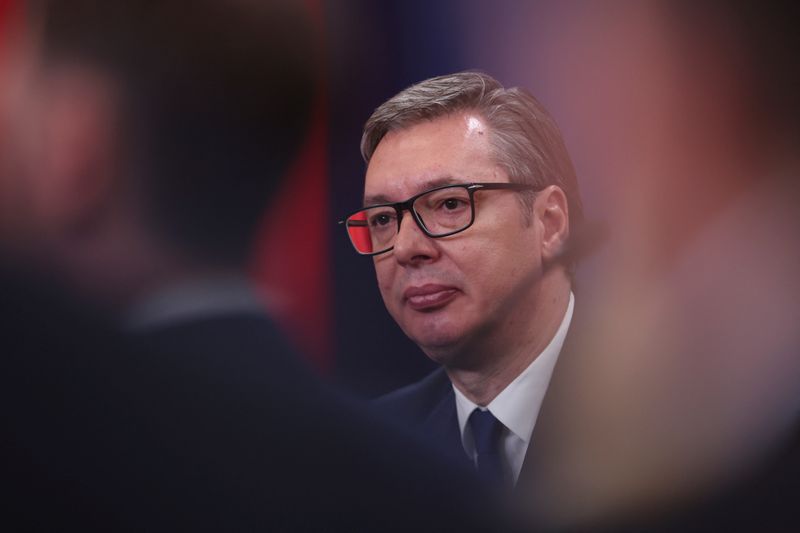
[453,291,575,444]
[124,276,273,332]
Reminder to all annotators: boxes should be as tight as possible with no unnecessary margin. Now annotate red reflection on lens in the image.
[347,211,373,254]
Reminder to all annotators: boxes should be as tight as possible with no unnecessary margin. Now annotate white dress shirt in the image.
[452,291,574,484]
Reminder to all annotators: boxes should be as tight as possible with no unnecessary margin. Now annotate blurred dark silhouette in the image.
[0,260,497,530]
[0,1,499,530]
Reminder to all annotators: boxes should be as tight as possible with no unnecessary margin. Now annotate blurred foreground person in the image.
[514,2,800,530]
[0,1,497,530]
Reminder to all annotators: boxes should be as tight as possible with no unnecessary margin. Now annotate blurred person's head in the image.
[537,1,799,272]
[0,0,315,306]
[511,2,800,528]
[347,71,581,377]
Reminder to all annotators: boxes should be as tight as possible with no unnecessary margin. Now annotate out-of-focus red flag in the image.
[250,97,331,374]
[250,0,332,374]
[0,0,13,31]
[0,0,19,147]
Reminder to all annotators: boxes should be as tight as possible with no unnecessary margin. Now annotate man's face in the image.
[365,112,547,366]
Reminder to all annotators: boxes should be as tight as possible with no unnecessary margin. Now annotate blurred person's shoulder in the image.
[0,258,124,364]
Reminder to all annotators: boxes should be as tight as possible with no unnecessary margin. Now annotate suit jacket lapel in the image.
[419,378,473,471]
[517,303,585,494]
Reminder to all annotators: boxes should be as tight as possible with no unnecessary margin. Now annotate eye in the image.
[442,198,466,210]
[436,197,469,213]
[368,211,395,227]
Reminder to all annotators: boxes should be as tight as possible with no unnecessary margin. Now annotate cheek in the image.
[461,234,540,295]
[373,258,396,299]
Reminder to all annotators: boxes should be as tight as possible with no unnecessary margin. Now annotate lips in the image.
[403,284,459,311]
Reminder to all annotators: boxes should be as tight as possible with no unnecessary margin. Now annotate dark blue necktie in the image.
[468,408,505,485]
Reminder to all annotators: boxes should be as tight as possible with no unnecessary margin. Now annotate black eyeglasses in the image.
[339,182,537,256]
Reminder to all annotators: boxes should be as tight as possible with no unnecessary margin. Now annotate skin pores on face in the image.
[365,112,547,369]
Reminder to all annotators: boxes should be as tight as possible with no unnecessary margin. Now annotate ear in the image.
[533,185,569,262]
[34,66,119,235]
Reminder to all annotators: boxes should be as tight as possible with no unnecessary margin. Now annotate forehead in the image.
[364,112,504,204]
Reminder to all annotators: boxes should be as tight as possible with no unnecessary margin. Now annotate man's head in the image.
[358,72,581,367]
[362,72,582,231]
[0,0,315,273]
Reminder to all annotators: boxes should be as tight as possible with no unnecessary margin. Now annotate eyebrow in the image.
[363,175,466,207]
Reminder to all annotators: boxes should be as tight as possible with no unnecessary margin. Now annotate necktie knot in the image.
[467,408,505,484]
[468,408,504,455]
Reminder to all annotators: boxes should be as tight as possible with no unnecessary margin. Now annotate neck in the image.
[445,270,571,406]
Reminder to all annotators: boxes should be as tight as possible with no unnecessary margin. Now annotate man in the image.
[0,3,498,530]
[342,71,584,486]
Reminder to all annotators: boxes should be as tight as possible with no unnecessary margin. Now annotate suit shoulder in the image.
[373,367,452,421]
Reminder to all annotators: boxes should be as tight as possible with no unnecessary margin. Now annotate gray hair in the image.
[361,71,583,231]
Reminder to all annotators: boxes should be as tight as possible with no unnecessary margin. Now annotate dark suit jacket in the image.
[374,367,473,472]
[125,311,500,530]
[1,273,497,531]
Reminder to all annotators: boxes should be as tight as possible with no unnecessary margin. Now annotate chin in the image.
[402,309,492,369]
[406,325,466,365]
[392,305,474,361]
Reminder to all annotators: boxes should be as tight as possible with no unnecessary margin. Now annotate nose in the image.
[392,211,439,266]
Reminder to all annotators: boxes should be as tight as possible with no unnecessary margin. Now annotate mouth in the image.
[403,284,459,311]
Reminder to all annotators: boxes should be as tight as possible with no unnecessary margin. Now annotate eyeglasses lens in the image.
[345,186,474,255]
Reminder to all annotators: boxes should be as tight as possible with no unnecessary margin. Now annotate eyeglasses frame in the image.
[339,182,538,256]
